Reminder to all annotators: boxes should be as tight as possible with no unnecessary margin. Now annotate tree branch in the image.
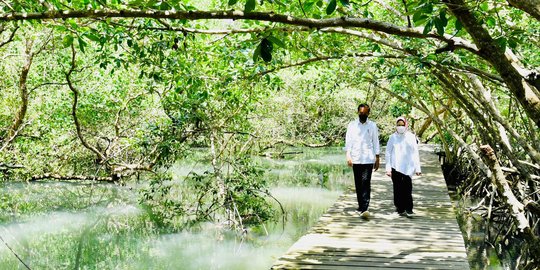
[7,38,33,141]
[114,93,143,138]
[0,163,25,172]
[0,234,31,270]
[0,25,18,49]
[507,0,540,22]
[479,145,540,262]
[252,53,406,77]
[0,9,477,52]
[29,82,69,94]
[65,44,107,162]
[30,173,114,182]
[444,0,540,128]
[367,78,493,177]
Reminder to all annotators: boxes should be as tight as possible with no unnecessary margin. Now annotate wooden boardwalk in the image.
[272,145,470,269]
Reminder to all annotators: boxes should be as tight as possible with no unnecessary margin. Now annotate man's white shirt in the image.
[345,119,380,164]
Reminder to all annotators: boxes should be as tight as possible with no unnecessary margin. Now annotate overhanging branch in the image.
[251,53,406,77]
[0,9,476,52]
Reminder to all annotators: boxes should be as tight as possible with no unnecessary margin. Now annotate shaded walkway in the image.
[272,145,469,269]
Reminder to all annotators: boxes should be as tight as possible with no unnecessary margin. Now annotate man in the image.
[345,103,380,219]
[385,116,421,217]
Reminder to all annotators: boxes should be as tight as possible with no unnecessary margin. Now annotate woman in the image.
[385,117,421,217]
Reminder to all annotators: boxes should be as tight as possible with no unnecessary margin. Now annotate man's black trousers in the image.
[352,164,373,212]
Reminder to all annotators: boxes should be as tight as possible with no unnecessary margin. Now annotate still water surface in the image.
[0,148,347,269]
[0,147,504,269]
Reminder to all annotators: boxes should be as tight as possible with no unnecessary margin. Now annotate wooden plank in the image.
[271,147,470,269]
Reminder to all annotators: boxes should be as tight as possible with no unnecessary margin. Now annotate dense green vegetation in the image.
[1,0,539,268]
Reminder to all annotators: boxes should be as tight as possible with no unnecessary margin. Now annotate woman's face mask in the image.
[396,119,407,133]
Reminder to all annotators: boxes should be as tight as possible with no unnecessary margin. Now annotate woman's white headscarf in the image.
[396,116,408,127]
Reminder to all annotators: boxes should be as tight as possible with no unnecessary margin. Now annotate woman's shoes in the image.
[398,210,414,217]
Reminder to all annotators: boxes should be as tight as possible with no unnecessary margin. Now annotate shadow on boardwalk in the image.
[271,145,470,270]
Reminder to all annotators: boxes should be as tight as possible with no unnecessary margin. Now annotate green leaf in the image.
[158,1,171,10]
[454,19,463,31]
[371,43,381,52]
[439,10,448,27]
[495,37,507,50]
[412,12,429,26]
[67,19,78,29]
[253,43,261,62]
[421,3,433,14]
[486,16,496,27]
[266,36,286,48]
[63,35,74,48]
[273,0,286,6]
[85,33,101,43]
[423,20,433,34]
[228,0,238,5]
[129,0,144,7]
[339,0,349,6]
[78,37,87,53]
[326,0,337,15]
[245,0,256,12]
[434,18,445,35]
[304,1,315,10]
[480,2,489,11]
[508,37,518,49]
[260,38,273,62]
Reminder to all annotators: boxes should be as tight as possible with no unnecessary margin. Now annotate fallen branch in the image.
[30,173,113,182]
[0,163,25,170]
[0,234,31,270]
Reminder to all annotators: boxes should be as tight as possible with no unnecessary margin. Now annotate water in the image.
[1,147,507,269]
[451,194,505,269]
[0,147,347,269]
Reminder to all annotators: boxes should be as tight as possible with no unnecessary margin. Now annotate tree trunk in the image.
[444,0,540,128]
[479,145,540,263]
[507,0,540,21]
[416,104,448,138]
[7,39,33,140]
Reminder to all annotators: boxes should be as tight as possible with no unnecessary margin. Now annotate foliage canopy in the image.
[1,0,540,267]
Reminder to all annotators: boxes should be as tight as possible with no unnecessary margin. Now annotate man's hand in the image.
[373,156,380,171]
[416,172,422,176]
[347,158,353,167]
[386,171,392,177]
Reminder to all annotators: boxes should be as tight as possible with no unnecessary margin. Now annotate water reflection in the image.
[452,196,504,269]
[0,148,347,269]
[0,147,510,269]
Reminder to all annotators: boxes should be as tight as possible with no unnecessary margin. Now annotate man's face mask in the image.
[358,107,369,123]
[359,115,368,122]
